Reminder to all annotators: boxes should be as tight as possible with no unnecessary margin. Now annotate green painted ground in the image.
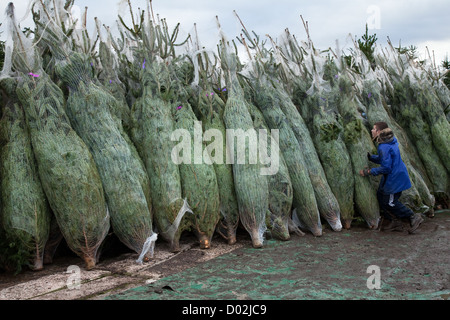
[106,210,450,300]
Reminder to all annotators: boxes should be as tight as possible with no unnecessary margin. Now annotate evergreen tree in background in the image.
[443,57,450,90]
[357,24,378,69]
[344,24,378,72]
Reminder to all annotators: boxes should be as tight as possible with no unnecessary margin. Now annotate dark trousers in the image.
[377,190,414,220]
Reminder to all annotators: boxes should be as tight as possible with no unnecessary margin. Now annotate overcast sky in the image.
[1,0,449,64]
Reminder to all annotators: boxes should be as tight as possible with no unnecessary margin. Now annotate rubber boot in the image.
[408,213,424,234]
[383,219,404,232]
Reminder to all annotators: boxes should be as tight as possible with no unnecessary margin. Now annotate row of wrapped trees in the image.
[0,0,448,272]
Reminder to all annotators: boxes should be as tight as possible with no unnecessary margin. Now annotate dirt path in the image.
[0,232,245,300]
[0,210,449,300]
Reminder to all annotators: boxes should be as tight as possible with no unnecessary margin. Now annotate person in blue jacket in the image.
[359,122,424,233]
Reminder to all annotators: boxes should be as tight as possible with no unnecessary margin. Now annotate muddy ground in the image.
[0,210,449,301]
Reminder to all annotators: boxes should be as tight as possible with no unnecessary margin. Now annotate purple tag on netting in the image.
[368,93,372,98]
[28,72,40,78]
[143,59,146,69]
[177,105,183,110]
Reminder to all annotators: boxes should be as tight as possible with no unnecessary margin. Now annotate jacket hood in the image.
[377,128,395,144]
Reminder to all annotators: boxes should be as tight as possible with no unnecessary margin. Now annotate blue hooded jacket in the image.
[369,131,411,195]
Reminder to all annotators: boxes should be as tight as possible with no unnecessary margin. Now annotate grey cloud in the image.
[0,0,447,61]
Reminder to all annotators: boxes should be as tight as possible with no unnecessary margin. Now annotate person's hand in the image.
[359,168,371,177]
